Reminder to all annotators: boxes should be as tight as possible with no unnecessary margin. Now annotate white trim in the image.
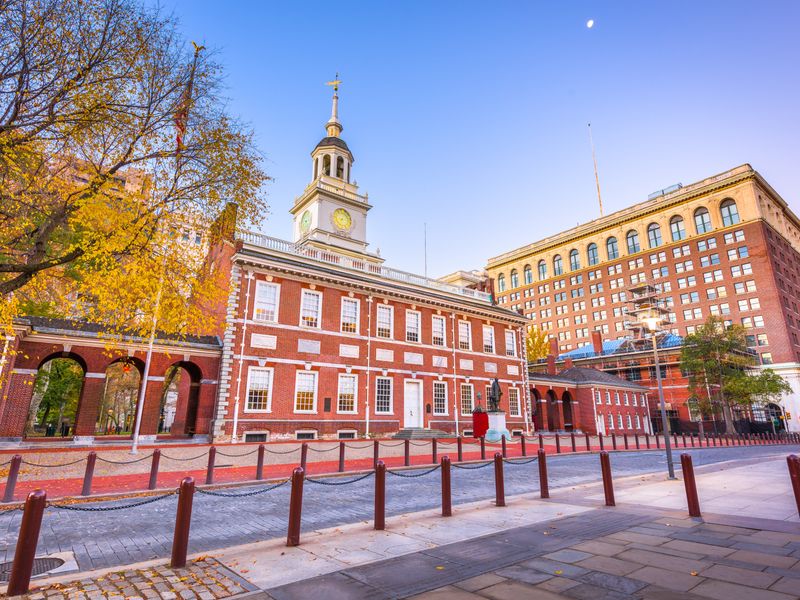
[375,304,394,340]
[374,376,394,415]
[11,368,37,376]
[295,429,318,440]
[433,380,449,416]
[253,280,281,323]
[431,314,447,347]
[340,296,360,335]
[458,320,472,351]
[293,370,319,413]
[85,372,107,379]
[244,366,274,413]
[405,309,421,343]
[459,383,475,416]
[336,372,359,414]
[299,289,323,329]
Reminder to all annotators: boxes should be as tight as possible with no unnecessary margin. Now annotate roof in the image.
[530,366,647,391]
[313,136,352,156]
[557,333,683,360]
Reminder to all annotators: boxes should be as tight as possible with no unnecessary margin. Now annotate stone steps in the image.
[392,427,450,439]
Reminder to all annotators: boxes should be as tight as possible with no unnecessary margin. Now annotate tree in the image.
[29,358,83,434]
[0,0,268,339]
[680,316,790,433]
[526,325,550,363]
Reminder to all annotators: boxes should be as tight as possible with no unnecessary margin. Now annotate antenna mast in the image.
[588,123,604,217]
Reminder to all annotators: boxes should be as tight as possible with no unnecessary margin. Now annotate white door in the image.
[404,380,424,428]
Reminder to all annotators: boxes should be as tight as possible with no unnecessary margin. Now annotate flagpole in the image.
[131,275,163,454]
[588,123,604,217]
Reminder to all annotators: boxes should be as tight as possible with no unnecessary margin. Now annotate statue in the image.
[488,378,502,412]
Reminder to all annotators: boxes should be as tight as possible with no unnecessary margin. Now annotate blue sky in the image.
[167,1,800,277]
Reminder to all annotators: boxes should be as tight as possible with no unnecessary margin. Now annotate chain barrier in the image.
[0,506,24,517]
[215,448,260,458]
[96,453,154,465]
[305,445,340,453]
[160,452,209,462]
[344,443,374,449]
[377,441,406,448]
[265,447,300,455]
[452,461,493,470]
[408,441,430,447]
[306,472,375,486]
[21,457,86,468]
[195,479,290,497]
[49,491,177,512]
[387,465,440,478]
[436,441,456,447]
[0,458,13,467]
[502,457,538,465]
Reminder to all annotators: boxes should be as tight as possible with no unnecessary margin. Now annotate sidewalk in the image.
[5,453,799,599]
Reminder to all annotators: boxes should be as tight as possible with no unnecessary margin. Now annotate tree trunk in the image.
[721,400,736,434]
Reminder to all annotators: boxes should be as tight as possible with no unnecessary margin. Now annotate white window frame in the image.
[433,381,448,416]
[244,366,274,413]
[336,373,358,414]
[617,414,624,429]
[482,324,495,354]
[505,330,517,357]
[460,383,474,416]
[253,281,280,323]
[508,387,521,417]
[299,289,322,329]
[376,304,394,339]
[295,429,318,440]
[375,376,393,414]
[293,370,318,413]
[337,429,358,440]
[340,297,360,334]
[432,315,446,347]
[405,309,421,343]
[458,321,472,351]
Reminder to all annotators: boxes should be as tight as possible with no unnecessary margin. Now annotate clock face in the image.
[332,208,352,231]
[300,210,312,234]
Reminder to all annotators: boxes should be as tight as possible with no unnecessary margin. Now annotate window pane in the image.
[337,374,357,412]
[460,384,474,415]
[432,316,446,346]
[301,290,321,328]
[375,377,392,413]
[341,298,359,333]
[246,368,272,411]
[254,282,278,322]
[377,305,393,338]
[433,382,447,415]
[295,372,317,412]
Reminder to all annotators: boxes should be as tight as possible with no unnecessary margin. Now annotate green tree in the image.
[29,359,83,434]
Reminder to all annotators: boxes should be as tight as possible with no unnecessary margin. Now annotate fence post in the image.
[338,441,346,472]
[599,434,605,451]
[787,455,800,518]
[82,451,97,496]
[555,434,561,454]
[6,489,47,596]
[480,436,486,460]
[301,442,309,471]
[681,453,701,517]
[673,433,679,448]
[205,446,216,485]
[635,433,640,450]
[432,438,438,464]
[441,456,452,517]
[256,444,265,480]
[600,451,615,507]
[623,433,629,450]
[690,434,695,448]
[501,436,507,458]
[612,433,618,451]
[148,449,161,490]
[457,437,463,462]
[494,453,505,507]
[656,433,660,449]
[585,432,591,452]
[404,439,410,466]
[373,440,379,470]
[521,435,527,457]
[681,433,686,448]
[2,454,22,502]
[645,433,650,449]
[538,448,549,498]
[374,460,386,530]
[570,432,577,453]
[170,477,195,569]
[538,433,544,450]
[286,467,305,546]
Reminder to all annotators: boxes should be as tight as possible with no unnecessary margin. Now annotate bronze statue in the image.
[488,378,502,412]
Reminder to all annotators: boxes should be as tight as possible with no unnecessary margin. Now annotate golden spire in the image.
[324,72,342,137]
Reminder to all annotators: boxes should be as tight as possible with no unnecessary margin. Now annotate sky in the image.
[165,0,800,278]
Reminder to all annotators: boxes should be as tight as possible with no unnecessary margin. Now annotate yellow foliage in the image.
[526,325,550,362]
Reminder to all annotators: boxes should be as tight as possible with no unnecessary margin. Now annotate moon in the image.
[587,19,594,28]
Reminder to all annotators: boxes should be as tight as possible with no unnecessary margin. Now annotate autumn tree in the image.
[0,0,268,338]
[526,325,550,363]
[680,316,791,433]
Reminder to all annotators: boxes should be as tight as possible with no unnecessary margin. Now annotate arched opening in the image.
[569,249,580,271]
[587,243,599,266]
[764,403,784,431]
[694,207,712,234]
[323,154,331,176]
[497,273,506,292]
[531,388,543,429]
[720,199,740,226]
[562,391,574,431]
[626,230,640,254]
[26,354,86,438]
[96,358,143,436]
[670,216,686,241]
[336,156,345,179]
[510,269,519,288]
[647,223,662,248]
[537,260,547,280]
[523,264,533,285]
[553,255,563,276]
[313,157,319,179]
[606,237,619,260]
[162,361,203,437]
[546,390,558,431]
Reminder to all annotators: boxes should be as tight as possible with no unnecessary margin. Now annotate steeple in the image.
[325,73,342,137]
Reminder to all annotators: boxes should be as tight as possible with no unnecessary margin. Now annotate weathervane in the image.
[325,72,341,92]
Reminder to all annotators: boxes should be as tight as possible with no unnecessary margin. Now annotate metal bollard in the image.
[404,439,410,467]
[457,437,463,462]
[635,434,640,450]
[788,455,800,518]
[480,436,486,460]
[338,441,346,473]
[521,435,527,457]
[612,433,618,451]
[205,446,216,485]
[373,440,379,470]
[600,451,615,507]
[585,432,591,451]
[6,489,47,596]
[374,460,386,530]
[570,432,577,453]
[538,448,549,498]
[538,433,544,450]
[599,434,605,451]
[645,433,650,449]
[555,434,561,454]
[501,436,507,458]
[656,433,660,449]
[148,449,161,490]
[494,452,505,507]
[256,444,265,480]
[673,433,679,448]
[682,433,687,448]
[286,467,305,546]
[441,456,452,517]
[681,454,701,517]
[432,438,438,464]
[82,451,97,496]
[691,434,695,448]
[170,477,195,569]
[623,434,629,450]
[301,442,309,471]
[2,454,22,503]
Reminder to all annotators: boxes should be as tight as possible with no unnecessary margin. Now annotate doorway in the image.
[403,380,424,428]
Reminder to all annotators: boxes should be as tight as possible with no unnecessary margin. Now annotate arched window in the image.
[606,237,619,260]
[523,264,533,285]
[336,156,345,179]
[720,199,740,226]
[626,230,640,254]
[694,207,712,234]
[553,255,563,276]
[497,274,506,292]
[647,223,662,248]
[510,269,519,288]
[569,249,580,271]
[587,243,599,266]
[670,216,686,241]
[314,158,319,179]
[322,154,331,176]
[537,260,547,280]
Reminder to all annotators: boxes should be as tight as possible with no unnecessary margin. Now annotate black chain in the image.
[344,442,374,449]
[306,472,375,486]
[0,506,24,517]
[378,441,406,448]
[306,445,339,453]
[0,458,13,467]
[195,479,290,497]
[22,457,86,468]
[96,453,154,465]
[502,457,538,465]
[387,465,440,478]
[160,452,209,462]
[49,492,177,512]
[436,441,457,447]
[265,447,300,455]
[216,448,259,458]
[408,441,430,447]
[452,461,493,470]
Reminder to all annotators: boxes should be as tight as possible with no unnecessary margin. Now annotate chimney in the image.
[546,354,556,375]
[549,337,559,357]
[564,358,574,370]
[591,330,603,355]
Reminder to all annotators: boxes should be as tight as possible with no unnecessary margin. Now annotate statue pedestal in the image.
[484,411,511,442]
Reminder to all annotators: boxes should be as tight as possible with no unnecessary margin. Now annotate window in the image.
[375,377,393,414]
[245,367,273,412]
[615,392,621,405]
[433,381,448,415]
[294,371,317,412]
[296,430,317,440]
[510,269,519,288]
[337,374,357,413]
[553,255,563,276]
[505,330,517,357]
[340,297,359,334]
[626,414,632,429]
[300,289,322,328]
[253,281,280,322]
[482,325,495,353]
[647,223,662,248]
[724,230,745,244]
[626,230,641,254]
[460,384,474,415]
[698,237,717,251]
[376,305,393,338]
[700,254,719,267]
[618,414,624,429]
[458,321,472,350]
[508,388,521,417]
[761,352,773,365]
[607,237,619,259]
[524,265,533,285]
[670,216,686,241]
[635,415,641,429]
[497,274,506,292]
[569,249,580,271]
[608,413,614,429]
[694,207,712,234]
[538,260,547,280]
[432,315,446,346]
[606,391,612,404]
[405,310,421,342]
[720,199,740,226]
[337,430,356,440]
[587,243,599,266]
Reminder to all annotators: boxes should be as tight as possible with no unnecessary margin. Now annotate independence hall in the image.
[487,165,800,433]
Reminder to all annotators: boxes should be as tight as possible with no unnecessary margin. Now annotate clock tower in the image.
[290,77,381,263]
